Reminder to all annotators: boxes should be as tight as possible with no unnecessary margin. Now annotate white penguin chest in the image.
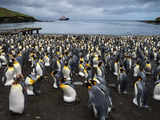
[9,84,24,114]
[36,64,43,76]
[6,68,15,80]
[14,62,22,74]
[63,86,76,102]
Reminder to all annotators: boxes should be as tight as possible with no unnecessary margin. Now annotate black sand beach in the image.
[0,34,160,120]
[0,65,159,120]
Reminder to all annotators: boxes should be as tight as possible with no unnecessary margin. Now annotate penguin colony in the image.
[0,34,160,120]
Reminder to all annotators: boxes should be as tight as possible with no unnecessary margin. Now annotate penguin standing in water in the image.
[153,80,160,101]
[86,79,112,120]
[9,74,25,114]
[133,76,149,109]
[59,82,77,103]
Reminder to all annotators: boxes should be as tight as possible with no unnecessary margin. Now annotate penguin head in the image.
[138,76,142,81]
[92,77,100,85]
[8,54,14,67]
[14,74,23,84]
[8,59,14,67]
[91,79,97,86]
[87,80,93,89]
[120,67,124,73]
[80,60,83,64]
[85,62,91,70]
[64,60,68,66]
[98,61,103,67]
[146,60,150,64]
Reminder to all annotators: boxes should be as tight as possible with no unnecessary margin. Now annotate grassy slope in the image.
[0,7,31,17]
[155,17,160,21]
[0,7,38,23]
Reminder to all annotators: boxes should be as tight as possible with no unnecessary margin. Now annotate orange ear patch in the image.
[29,79,35,85]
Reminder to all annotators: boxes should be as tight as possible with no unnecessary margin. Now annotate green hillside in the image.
[155,17,160,21]
[0,7,38,23]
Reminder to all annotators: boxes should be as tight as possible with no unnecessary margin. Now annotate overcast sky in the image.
[0,0,160,20]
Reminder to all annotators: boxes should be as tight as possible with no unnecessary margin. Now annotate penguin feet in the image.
[153,95,160,101]
[118,86,128,95]
[10,110,23,115]
[142,105,150,109]
[122,91,128,95]
[26,87,34,96]
[92,105,98,118]
[63,101,77,105]
[63,97,80,105]
[113,72,118,76]
[53,83,58,88]
[133,98,138,106]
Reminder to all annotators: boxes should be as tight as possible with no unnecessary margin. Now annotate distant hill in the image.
[0,7,38,23]
[155,17,160,21]
[140,17,160,24]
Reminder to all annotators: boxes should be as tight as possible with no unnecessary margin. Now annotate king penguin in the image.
[114,59,119,76]
[133,62,140,77]
[59,83,77,103]
[9,74,25,114]
[4,59,16,86]
[153,80,160,101]
[133,76,149,108]
[117,67,128,94]
[87,79,111,120]
[25,73,39,95]
[13,54,22,76]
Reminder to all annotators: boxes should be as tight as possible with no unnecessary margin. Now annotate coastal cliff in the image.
[0,7,38,23]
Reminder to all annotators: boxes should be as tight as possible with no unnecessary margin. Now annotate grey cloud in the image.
[0,0,160,20]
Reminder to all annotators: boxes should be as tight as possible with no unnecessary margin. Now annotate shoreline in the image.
[139,20,160,24]
[39,33,160,36]
[1,32,160,37]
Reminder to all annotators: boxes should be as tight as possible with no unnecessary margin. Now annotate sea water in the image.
[0,19,160,35]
